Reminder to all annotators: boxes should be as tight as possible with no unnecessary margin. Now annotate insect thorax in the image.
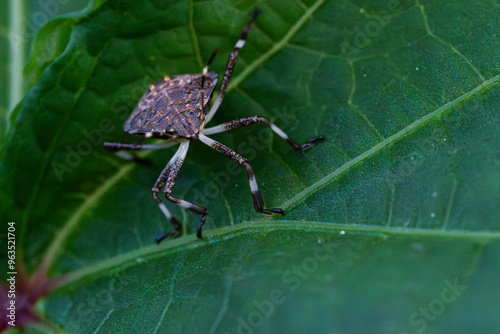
[123,72,218,139]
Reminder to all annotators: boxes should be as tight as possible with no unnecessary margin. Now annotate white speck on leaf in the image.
[411,243,424,251]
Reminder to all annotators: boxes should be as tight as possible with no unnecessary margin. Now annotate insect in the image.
[104,9,324,243]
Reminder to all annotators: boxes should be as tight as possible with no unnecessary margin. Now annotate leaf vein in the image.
[280,72,500,211]
[188,0,204,69]
[417,0,485,82]
[153,299,173,334]
[93,309,114,334]
[347,59,385,141]
[208,274,234,334]
[40,164,136,273]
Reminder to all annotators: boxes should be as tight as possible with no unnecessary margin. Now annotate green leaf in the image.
[1,0,500,332]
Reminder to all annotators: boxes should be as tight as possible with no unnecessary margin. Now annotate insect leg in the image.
[104,141,178,164]
[103,141,178,152]
[199,134,284,216]
[159,143,208,239]
[202,116,325,150]
[153,142,189,243]
[205,9,260,124]
[164,194,208,239]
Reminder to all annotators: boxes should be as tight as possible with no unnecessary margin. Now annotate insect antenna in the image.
[204,8,260,123]
[200,48,219,112]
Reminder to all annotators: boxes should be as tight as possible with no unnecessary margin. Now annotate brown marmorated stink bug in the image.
[104,9,324,243]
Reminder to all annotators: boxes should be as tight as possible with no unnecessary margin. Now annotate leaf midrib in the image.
[54,220,500,293]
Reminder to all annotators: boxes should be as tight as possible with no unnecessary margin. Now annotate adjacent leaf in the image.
[0,0,25,152]
[1,0,500,333]
[0,0,90,154]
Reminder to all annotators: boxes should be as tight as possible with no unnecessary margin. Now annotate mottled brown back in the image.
[123,73,218,138]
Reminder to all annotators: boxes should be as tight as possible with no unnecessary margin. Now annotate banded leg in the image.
[202,115,325,150]
[199,134,285,216]
[164,194,208,239]
[205,9,259,123]
[156,141,209,239]
[152,142,190,243]
[103,141,178,152]
[104,140,178,164]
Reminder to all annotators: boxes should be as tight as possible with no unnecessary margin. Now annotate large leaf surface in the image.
[1,0,500,333]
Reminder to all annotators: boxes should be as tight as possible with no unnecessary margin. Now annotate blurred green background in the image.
[1,0,89,145]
